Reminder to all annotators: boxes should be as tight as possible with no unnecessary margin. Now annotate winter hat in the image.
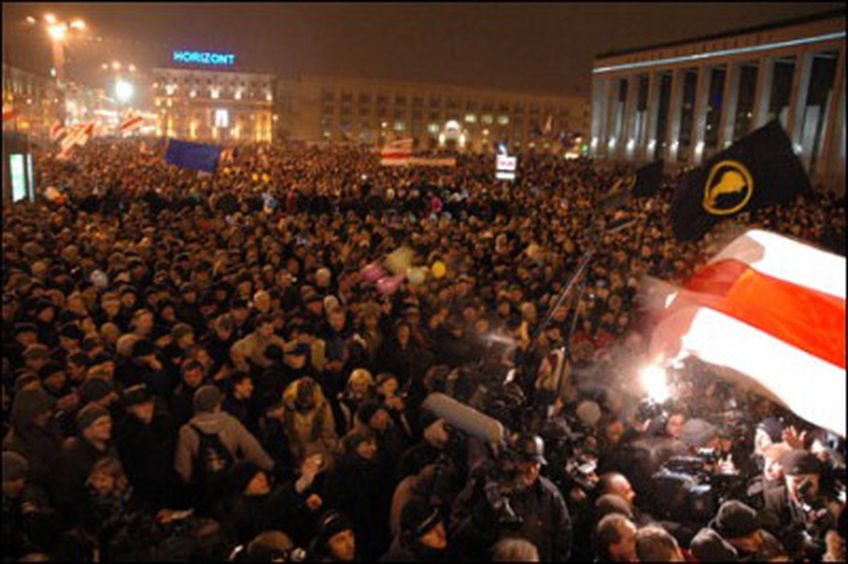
[122,384,152,407]
[713,500,759,540]
[680,418,718,448]
[58,324,85,341]
[11,389,55,428]
[401,499,442,539]
[193,385,223,414]
[779,449,822,476]
[171,323,194,341]
[80,378,114,404]
[2,451,29,482]
[690,527,739,561]
[355,400,384,426]
[314,511,354,550]
[342,431,374,454]
[75,403,110,432]
[23,344,50,361]
[230,460,262,494]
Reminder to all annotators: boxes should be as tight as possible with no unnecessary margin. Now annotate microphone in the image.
[422,393,507,448]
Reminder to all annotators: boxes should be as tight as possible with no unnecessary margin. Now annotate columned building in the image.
[591,10,845,195]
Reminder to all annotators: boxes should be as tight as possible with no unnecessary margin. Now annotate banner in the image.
[165,139,223,173]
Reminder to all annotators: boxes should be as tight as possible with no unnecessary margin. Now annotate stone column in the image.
[718,62,741,149]
[605,77,622,159]
[591,76,610,158]
[642,71,662,162]
[751,57,775,129]
[664,68,685,164]
[786,50,815,148]
[817,44,845,194]
[621,74,640,161]
[690,65,713,166]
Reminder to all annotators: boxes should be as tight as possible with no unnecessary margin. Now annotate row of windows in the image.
[156,75,271,90]
[321,117,569,131]
[323,107,568,125]
[319,90,569,116]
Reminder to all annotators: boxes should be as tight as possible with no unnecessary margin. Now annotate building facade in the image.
[590,10,845,195]
[2,63,62,142]
[152,52,274,143]
[276,74,589,153]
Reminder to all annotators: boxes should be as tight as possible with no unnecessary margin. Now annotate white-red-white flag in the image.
[50,121,66,142]
[380,138,414,166]
[58,121,95,155]
[3,103,20,122]
[649,229,846,436]
[119,113,144,134]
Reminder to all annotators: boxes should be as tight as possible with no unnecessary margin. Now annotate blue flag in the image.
[165,139,223,173]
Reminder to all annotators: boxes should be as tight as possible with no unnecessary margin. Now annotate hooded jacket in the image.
[281,378,338,465]
[2,389,62,489]
[174,410,274,484]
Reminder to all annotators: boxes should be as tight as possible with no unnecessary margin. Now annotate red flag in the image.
[119,114,144,133]
[50,121,66,142]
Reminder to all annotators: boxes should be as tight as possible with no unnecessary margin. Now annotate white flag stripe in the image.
[667,305,846,436]
[710,229,845,299]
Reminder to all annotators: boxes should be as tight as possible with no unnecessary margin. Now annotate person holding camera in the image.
[451,433,572,562]
[759,448,834,560]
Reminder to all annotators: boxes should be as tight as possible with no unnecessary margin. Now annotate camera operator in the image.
[759,448,834,560]
[450,434,572,562]
[690,500,786,561]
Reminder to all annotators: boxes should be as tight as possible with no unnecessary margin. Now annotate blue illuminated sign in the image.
[172,50,236,66]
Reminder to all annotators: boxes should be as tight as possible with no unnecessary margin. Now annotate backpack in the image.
[190,423,235,487]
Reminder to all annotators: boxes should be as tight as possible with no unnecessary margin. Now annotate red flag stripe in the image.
[380,152,411,159]
[120,116,144,131]
[666,259,846,369]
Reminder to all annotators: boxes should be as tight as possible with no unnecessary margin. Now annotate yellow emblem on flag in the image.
[703,160,754,216]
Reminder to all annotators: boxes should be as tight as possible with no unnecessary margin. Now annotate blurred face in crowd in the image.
[128,400,155,425]
[183,367,204,389]
[234,376,254,400]
[786,472,820,506]
[355,437,378,460]
[329,310,346,332]
[608,474,636,509]
[102,295,121,318]
[665,413,686,439]
[134,312,154,336]
[419,521,448,551]
[609,519,638,562]
[84,415,113,443]
[245,471,271,496]
[257,321,275,339]
[328,529,356,562]
[369,409,390,432]
[88,470,116,497]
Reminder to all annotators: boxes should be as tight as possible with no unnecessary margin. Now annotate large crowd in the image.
[2,138,845,562]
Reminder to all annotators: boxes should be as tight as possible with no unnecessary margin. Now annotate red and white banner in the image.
[119,113,144,133]
[649,230,846,436]
[3,103,20,122]
[380,138,414,166]
[50,121,66,142]
[58,121,95,157]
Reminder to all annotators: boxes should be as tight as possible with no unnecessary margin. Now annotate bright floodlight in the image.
[115,79,134,102]
[48,24,67,41]
[26,16,37,24]
[70,19,86,30]
[640,364,669,403]
[112,61,122,71]
[44,13,57,24]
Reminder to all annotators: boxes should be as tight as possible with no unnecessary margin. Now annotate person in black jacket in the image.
[451,434,572,562]
[113,384,179,510]
[322,432,392,561]
[2,389,62,491]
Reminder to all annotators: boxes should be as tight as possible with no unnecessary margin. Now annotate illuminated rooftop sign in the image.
[172,50,236,66]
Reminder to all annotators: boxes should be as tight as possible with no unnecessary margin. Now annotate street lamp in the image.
[28,14,87,90]
[115,79,134,103]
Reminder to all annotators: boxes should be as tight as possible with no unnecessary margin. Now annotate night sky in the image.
[3,3,841,96]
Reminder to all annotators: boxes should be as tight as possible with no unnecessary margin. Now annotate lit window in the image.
[235,90,242,100]
[394,121,405,131]
[482,114,493,124]
[215,109,229,128]
[497,115,509,125]
[211,88,220,100]
[465,114,477,123]
[427,123,440,134]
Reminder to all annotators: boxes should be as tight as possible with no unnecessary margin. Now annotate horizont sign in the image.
[172,51,236,66]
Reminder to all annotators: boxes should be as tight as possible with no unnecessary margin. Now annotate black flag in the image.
[599,160,664,209]
[670,120,810,242]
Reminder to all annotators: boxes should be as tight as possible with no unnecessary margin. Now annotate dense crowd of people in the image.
[2,138,845,562]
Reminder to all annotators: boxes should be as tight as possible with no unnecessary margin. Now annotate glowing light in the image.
[26,16,36,24]
[48,24,67,41]
[128,64,136,72]
[112,61,121,71]
[44,13,57,24]
[640,364,669,403]
[115,79,134,103]
[70,19,85,30]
